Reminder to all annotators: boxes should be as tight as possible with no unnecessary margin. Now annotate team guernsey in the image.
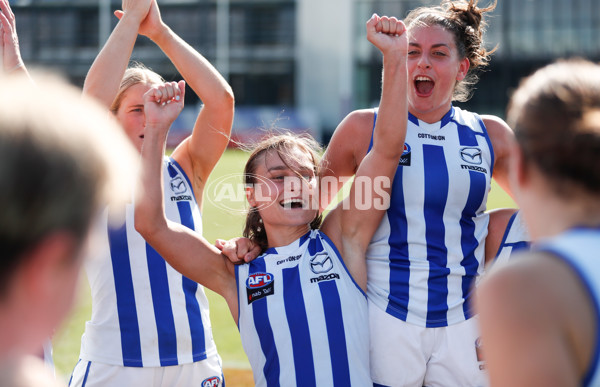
[235,229,370,387]
[367,106,493,327]
[536,227,600,387]
[79,157,217,367]
[494,210,530,265]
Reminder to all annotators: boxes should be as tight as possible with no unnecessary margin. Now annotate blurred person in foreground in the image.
[476,59,600,386]
[0,16,138,383]
[0,73,138,385]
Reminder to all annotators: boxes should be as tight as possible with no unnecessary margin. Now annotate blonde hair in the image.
[110,62,164,114]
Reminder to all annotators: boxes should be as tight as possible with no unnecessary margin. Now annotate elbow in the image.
[221,86,235,115]
[134,209,160,240]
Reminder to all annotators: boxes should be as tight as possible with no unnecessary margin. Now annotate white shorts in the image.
[68,354,224,387]
[369,301,488,387]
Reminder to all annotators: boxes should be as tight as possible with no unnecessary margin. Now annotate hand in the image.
[143,80,186,135]
[216,237,261,264]
[115,0,152,25]
[115,0,163,40]
[366,14,408,57]
[0,0,24,73]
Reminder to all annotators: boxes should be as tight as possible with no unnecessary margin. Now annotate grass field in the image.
[51,149,515,383]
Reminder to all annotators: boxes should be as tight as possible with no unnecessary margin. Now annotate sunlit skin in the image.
[246,148,319,249]
[407,24,469,123]
[114,83,155,153]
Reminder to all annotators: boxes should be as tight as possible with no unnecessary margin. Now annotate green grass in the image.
[51,149,515,380]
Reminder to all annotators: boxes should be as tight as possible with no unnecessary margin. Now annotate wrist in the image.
[148,23,172,46]
[118,11,145,28]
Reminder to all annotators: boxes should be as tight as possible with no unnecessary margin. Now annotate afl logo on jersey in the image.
[246,272,275,304]
[246,272,274,289]
[201,376,221,387]
[460,147,483,165]
[399,143,411,166]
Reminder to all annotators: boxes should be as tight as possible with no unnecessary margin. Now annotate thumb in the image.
[114,10,124,20]
[366,13,379,34]
[215,239,226,251]
[177,80,186,95]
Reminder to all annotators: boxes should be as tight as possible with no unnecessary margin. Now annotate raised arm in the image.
[125,0,234,192]
[82,0,151,107]
[0,0,30,79]
[321,14,408,289]
[134,82,238,319]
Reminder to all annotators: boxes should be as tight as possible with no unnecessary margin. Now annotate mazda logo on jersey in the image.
[399,143,411,166]
[170,176,187,194]
[460,147,483,165]
[201,376,221,387]
[246,272,275,304]
[310,252,333,274]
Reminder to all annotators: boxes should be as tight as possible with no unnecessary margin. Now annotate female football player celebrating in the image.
[135,14,408,386]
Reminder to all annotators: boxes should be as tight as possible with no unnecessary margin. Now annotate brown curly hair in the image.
[404,0,497,102]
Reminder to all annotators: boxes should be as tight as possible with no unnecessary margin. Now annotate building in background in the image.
[11,0,600,143]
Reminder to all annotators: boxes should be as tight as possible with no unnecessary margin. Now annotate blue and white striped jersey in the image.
[536,227,600,387]
[493,210,530,265]
[366,106,493,327]
[79,157,217,367]
[236,229,370,387]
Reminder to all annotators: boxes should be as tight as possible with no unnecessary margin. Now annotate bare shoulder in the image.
[481,115,514,153]
[478,250,597,382]
[328,109,377,151]
[323,108,377,176]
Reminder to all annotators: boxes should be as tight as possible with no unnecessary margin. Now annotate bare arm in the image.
[126,0,234,196]
[0,0,31,79]
[476,253,595,386]
[321,15,408,290]
[483,115,515,198]
[319,109,373,209]
[484,207,517,265]
[82,0,151,107]
[134,82,238,319]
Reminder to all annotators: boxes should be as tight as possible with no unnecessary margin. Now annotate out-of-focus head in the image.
[243,133,322,251]
[507,59,600,200]
[404,0,496,102]
[0,72,138,357]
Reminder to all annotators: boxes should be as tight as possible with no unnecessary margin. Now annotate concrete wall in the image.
[296,0,354,134]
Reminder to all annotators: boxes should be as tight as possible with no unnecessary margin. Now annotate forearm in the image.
[372,52,408,159]
[150,26,233,107]
[83,14,141,107]
[135,125,168,235]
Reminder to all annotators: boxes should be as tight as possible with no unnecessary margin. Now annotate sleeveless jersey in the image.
[366,106,493,327]
[536,227,600,387]
[235,229,370,387]
[493,210,530,265]
[79,157,217,367]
